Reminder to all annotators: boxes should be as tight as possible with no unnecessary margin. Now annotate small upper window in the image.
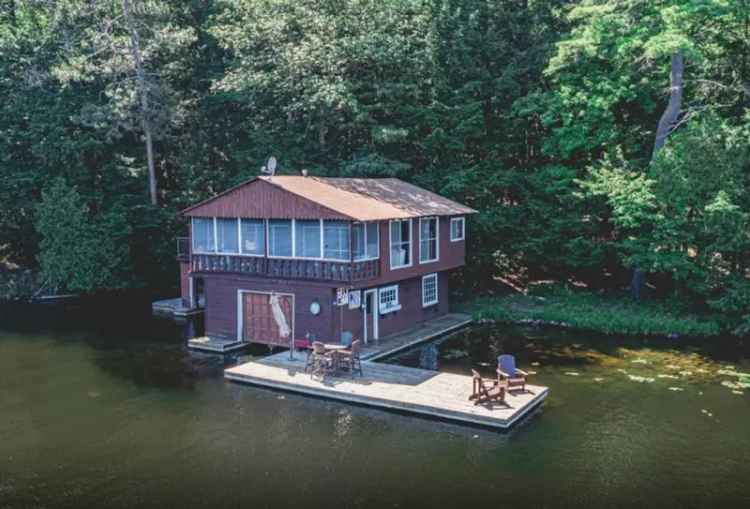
[379,284,400,314]
[192,218,215,253]
[450,217,465,242]
[419,217,439,263]
[422,273,438,307]
[389,219,412,269]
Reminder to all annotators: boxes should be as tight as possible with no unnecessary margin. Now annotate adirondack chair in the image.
[497,354,528,392]
[469,369,506,406]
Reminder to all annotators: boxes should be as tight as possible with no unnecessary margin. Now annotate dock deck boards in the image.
[359,313,473,361]
[152,297,203,317]
[225,352,548,429]
[188,336,248,353]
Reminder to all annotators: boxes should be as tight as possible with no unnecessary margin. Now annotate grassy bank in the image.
[466,285,724,338]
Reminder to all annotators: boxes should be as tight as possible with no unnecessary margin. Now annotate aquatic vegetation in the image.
[442,349,469,360]
[471,289,723,338]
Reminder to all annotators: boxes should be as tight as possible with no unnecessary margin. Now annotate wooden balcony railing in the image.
[190,253,380,283]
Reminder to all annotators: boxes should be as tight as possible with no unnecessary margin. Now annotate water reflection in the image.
[1,297,750,509]
[418,343,440,370]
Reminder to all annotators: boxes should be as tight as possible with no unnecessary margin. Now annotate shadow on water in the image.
[0,292,228,390]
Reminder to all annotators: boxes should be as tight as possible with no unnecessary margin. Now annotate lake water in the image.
[1,297,749,509]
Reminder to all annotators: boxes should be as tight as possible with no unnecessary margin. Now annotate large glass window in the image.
[324,221,350,260]
[192,217,215,253]
[295,220,321,258]
[353,222,379,260]
[268,219,292,257]
[216,218,239,253]
[389,219,412,269]
[419,217,438,263]
[241,219,265,255]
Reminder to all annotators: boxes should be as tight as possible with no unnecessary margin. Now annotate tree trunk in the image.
[632,51,685,300]
[652,51,685,157]
[122,0,158,206]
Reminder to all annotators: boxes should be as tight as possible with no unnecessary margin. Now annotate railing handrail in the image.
[189,252,379,282]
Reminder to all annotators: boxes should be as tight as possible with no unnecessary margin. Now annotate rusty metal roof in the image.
[181,176,476,221]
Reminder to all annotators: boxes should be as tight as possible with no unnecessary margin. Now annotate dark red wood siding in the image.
[350,216,465,288]
[340,271,450,342]
[184,179,351,220]
[202,270,451,343]
[203,274,338,342]
[179,261,191,306]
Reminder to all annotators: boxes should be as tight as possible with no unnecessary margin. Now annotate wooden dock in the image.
[360,313,473,361]
[225,352,548,430]
[152,297,203,318]
[187,336,248,353]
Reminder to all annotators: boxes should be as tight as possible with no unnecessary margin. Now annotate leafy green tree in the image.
[35,178,132,293]
[585,114,750,332]
[51,0,197,205]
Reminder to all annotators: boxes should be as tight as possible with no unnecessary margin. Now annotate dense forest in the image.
[1,0,749,335]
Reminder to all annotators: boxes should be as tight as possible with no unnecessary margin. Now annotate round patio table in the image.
[323,344,349,375]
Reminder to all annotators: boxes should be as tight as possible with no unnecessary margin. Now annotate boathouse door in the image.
[363,289,378,344]
[239,291,294,347]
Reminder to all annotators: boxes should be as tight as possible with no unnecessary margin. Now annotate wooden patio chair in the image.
[469,369,506,406]
[497,354,529,393]
[337,340,363,377]
[309,341,334,378]
[300,333,317,373]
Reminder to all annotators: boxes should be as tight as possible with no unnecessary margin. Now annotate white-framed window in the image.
[419,216,439,263]
[216,218,239,253]
[389,219,412,269]
[422,273,438,307]
[353,222,379,261]
[323,220,351,260]
[268,219,293,257]
[192,217,215,253]
[378,284,401,314]
[450,216,465,241]
[295,219,321,258]
[240,219,265,256]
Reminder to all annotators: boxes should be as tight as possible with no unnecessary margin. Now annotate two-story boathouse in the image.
[176,175,476,351]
